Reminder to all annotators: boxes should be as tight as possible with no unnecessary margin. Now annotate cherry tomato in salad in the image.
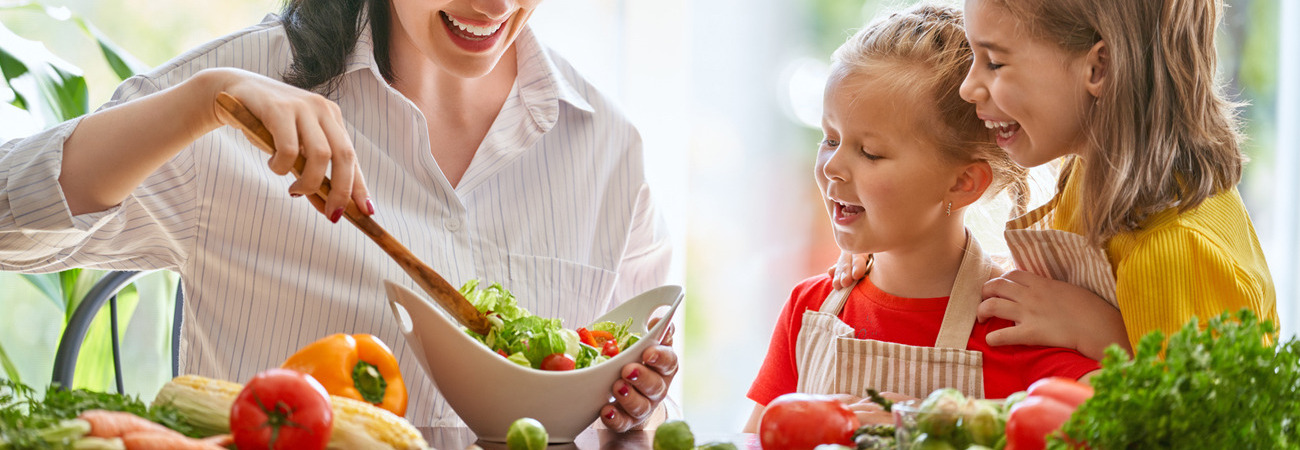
[601,339,620,357]
[540,353,576,371]
[230,368,333,450]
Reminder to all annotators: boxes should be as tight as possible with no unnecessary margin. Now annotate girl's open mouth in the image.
[984,119,1021,147]
[834,201,864,224]
[440,11,507,52]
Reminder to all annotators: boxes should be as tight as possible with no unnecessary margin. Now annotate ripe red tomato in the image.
[231,368,334,450]
[1005,395,1076,450]
[1026,377,1094,408]
[759,393,860,450]
[540,353,576,371]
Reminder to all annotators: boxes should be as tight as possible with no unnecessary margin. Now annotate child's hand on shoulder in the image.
[827,252,871,290]
[978,270,1131,360]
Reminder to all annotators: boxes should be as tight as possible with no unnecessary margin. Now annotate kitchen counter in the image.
[419,427,761,450]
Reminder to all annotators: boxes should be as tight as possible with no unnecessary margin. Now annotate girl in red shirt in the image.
[744,3,1098,430]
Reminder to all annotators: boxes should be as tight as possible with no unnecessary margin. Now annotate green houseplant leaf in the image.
[1,2,147,81]
[0,19,88,124]
[0,341,19,383]
[19,273,64,314]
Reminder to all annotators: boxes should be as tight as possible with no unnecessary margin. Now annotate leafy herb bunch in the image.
[1,379,193,448]
[1050,309,1299,449]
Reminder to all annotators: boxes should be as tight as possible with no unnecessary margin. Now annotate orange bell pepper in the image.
[282,333,408,416]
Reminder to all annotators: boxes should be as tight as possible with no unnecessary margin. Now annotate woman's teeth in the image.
[445,14,503,37]
[984,120,1020,139]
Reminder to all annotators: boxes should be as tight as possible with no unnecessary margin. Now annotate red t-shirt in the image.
[748,274,1098,405]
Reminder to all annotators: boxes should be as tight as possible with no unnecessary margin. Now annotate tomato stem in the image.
[253,392,309,447]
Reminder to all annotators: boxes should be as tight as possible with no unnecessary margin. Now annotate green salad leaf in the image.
[459,280,639,370]
[1049,309,1299,449]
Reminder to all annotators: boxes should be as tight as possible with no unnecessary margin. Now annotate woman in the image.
[0,0,675,429]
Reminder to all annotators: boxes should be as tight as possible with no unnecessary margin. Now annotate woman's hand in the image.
[212,68,373,222]
[978,270,1131,360]
[599,322,677,432]
[827,252,870,290]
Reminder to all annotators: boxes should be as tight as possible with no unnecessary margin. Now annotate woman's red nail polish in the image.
[628,369,640,381]
[290,193,302,198]
[605,410,616,420]
[330,207,344,223]
[365,198,376,215]
[618,385,630,396]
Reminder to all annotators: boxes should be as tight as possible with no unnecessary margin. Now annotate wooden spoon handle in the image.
[214,92,492,335]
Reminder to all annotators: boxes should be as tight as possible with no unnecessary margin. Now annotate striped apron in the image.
[794,232,1000,399]
[1003,194,1119,308]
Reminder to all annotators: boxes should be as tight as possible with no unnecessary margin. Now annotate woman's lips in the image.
[440,11,508,52]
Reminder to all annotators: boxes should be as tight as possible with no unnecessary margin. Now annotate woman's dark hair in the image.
[280,0,394,94]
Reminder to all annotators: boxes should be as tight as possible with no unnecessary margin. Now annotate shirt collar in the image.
[341,18,596,127]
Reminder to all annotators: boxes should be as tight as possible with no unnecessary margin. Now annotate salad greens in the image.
[1,379,194,449]
[1050,309,1299,449]
[459,280,640,370]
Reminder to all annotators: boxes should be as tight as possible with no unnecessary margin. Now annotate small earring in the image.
[945,202,952,216]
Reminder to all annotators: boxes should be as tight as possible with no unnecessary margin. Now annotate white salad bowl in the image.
[384,280,684,443]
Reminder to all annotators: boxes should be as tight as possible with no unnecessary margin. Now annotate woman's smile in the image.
[440,11,509,52]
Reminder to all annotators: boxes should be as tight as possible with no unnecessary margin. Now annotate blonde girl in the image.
[746,3,1098,429]
[959,0,1276,359]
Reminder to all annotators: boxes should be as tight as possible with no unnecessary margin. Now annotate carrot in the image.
[120,431,227,450]
[78,410,178,439]
[200,433,234,447]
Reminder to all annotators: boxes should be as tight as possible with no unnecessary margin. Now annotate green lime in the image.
[652,420,695,450]
[695,442,738,450]
[506,417,548,450]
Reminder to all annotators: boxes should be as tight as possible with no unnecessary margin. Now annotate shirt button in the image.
[445,218,461,232]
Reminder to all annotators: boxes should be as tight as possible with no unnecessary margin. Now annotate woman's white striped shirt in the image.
[0,15,670,426]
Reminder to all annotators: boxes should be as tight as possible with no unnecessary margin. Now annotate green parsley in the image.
[1049,309,1299,449]
[1,379,194,449]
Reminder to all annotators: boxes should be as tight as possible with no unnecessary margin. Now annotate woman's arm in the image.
[60,68,371,220]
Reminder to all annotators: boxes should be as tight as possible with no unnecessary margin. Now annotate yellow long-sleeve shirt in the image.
[1052,173,1277,349]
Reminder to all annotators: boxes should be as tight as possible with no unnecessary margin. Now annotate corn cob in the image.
[326,395,427,450]
[152,375,428,450]
[151,375,241,437]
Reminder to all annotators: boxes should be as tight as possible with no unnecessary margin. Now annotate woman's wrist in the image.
[183,68,236,133]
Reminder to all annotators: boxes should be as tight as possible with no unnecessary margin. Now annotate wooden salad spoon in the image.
[214,92,492,336]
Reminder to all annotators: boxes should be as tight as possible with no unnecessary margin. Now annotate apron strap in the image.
[933,231,997,349]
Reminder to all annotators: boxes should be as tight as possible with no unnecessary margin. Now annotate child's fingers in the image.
[850,253,870,278]
[983,322,1034,347]
[982,275,1028,302]
[1000,269,1047,286]
[976,296,1020,323]
[827,393,860,405]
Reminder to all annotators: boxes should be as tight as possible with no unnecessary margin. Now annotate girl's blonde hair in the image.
[832,3,1030,215]
[990,0,1244,244]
